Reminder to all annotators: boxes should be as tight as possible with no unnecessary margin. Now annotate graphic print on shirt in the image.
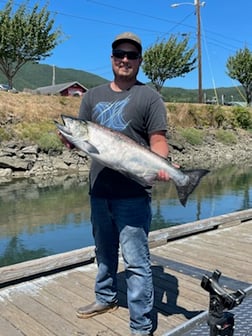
[93,97,131,131]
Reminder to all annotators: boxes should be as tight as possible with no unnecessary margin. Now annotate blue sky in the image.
[3,0,252,90]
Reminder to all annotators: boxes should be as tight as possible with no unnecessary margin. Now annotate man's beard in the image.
[112,68,139,82]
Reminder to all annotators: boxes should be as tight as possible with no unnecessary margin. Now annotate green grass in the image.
[178,128,204,145]
[215,129,237,145]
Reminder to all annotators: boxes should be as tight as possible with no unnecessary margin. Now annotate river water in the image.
[0,164,251,267]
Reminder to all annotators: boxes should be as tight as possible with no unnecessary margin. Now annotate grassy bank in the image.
[0,91,251,151]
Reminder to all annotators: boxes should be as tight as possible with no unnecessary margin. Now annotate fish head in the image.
[58,115,89,141]
[55,115,99,155]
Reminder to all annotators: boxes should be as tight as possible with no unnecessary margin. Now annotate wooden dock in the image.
[0,209,252,336]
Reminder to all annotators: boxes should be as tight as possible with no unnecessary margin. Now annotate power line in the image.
[0,0,249,52]
[85,0,250,50]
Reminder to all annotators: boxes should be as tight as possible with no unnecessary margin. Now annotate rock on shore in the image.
[0,129,251,183]
[168,130,252,169]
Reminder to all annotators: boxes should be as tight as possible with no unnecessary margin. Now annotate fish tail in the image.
[175,169,209,206]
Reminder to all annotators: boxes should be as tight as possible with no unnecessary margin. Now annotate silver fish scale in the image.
[87,123,159,184]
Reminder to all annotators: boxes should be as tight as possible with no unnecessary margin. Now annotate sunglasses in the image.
[112,49,141,60]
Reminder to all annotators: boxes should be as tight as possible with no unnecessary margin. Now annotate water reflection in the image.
[152,165,252,230]
[0,165,251,266]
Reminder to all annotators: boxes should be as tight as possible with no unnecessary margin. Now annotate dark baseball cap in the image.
[112,32,142,54]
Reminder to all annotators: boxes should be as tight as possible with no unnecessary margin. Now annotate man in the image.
[75,32,170,335]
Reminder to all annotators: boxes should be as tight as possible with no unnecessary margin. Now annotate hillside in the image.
[0,62,246,103]
[0,62,108,92]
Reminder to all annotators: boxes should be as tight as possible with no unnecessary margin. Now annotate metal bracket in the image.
[201,269,246,336]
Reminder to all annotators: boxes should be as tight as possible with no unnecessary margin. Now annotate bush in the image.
[0,127,12,141]
[178,127,204,145]
[215,129,237,145]
[232,107,252,129]
[14,121,55,141]
[37,133,63,153]
[12,121,63,152]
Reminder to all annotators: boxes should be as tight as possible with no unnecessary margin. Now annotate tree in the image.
[0,0,62,88]
[226,47,252,105]
[142,35,196,93]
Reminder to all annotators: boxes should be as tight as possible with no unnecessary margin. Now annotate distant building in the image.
[34,81,88,97]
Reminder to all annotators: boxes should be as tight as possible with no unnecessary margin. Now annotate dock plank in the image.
[0,298,53,336]
[0,315,26,336]
[155,227,252,282]
[6,292,83,335]
[0,210,251,336]
[34,279,118,336]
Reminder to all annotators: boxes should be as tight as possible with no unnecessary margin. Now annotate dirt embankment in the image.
[0,93,251,181]
[169,130,252,169]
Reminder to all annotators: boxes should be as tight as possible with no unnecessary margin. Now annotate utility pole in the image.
[195,0,203,103]
[171,1,205,103]
[52,65,55,86]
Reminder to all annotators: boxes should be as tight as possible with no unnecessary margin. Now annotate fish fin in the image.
[68,138,100,155]
[81,141,100,154]
[143,174,157,185]
[120,172,154,187]
[175,169,209,207]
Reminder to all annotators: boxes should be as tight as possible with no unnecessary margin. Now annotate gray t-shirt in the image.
[78,81,168,198]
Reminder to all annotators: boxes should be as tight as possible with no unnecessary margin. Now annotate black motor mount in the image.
[201,270,246,336]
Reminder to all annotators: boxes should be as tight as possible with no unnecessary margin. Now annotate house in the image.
[34,81,88,97]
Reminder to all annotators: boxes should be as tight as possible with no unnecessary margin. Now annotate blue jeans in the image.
[90,195,153,334]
